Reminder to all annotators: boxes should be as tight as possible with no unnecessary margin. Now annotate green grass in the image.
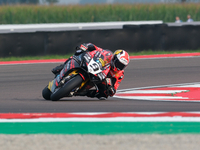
[1,122,200,134]
[0,4,200,24]
[0,50,200,61]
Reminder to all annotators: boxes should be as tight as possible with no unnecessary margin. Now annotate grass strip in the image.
[0,4,200,24]
[1,122,200,134]
[1,50,200,61]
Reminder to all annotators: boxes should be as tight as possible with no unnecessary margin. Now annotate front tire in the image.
[50,75,83,101]
[42,86,52,100]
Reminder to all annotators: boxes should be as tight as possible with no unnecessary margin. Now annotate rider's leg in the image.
[51,58,71,75]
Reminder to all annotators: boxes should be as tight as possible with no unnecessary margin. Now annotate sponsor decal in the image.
[84,54,91,63]
[80,45,87,51]
[98,58,105,67]
[120,57,128,65]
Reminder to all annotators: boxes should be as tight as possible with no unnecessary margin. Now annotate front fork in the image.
[48,69,87,93]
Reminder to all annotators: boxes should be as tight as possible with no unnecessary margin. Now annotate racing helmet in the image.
[111,50,130,71]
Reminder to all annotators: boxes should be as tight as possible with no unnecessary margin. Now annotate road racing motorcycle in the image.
[42,49,113,101]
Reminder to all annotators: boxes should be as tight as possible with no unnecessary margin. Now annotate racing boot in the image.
[86,90,97,98]
[51,64,64,75]
[98,97,107,100]
[51,58,72,76]
[86,90,107,100]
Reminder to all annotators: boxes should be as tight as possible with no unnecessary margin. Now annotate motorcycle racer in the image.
[52,43,130,100]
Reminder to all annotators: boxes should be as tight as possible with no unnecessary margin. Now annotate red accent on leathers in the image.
[89,44,124,94]
[108,69,124,91]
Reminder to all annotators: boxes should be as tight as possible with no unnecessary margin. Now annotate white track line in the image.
[0,117,200,122]
[117,82,200,92]
[118,90,187,94]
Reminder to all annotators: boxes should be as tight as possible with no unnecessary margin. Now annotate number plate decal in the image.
[88,59,102,75]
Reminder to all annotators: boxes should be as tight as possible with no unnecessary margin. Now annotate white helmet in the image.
[111,50,130,71]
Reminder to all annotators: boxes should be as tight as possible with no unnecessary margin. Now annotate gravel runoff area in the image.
[0,134,199,150]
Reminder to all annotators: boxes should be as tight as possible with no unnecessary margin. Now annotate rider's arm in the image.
[52,43,97,75]
[95,71,124,98]
[108,70,124,96]
[78,43,99,51]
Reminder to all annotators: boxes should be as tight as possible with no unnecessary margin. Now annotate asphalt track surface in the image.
[1,56,200,113]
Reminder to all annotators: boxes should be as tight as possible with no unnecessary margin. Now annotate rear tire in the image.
[50,75,83,101]
[42,86,52,100]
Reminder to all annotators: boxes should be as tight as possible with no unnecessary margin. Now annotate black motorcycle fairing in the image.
[43,49,111,100]
[59,59,81,77]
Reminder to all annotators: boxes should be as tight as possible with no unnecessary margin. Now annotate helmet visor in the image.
[114,57,126,70]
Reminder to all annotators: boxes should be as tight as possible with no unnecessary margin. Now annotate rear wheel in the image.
[42,86,52,100]
[50,75,83,101]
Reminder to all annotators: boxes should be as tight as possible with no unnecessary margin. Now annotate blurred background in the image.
[1,0,200,5]
[0,0,199,24]
[0,0,200,57]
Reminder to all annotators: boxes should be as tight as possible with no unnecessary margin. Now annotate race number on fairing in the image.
[88,59,102,75]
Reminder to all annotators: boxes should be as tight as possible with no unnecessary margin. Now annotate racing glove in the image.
[108,86,116,97]
[80,43,88,51]
[77,43,96,51]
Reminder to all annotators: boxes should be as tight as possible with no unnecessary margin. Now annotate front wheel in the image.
[50,75,83,101]
[42,86,52,100]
